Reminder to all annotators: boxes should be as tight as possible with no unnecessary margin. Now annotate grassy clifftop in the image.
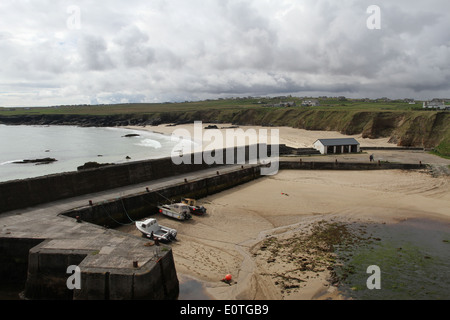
[1,98,449,156]
[204,108,450,153]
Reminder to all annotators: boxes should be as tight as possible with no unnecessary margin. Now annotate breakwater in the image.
[0,212,181,300]
[0,163,262,300]
[0,145,271,300]
[0,143,425,216]
[0,144,276,214]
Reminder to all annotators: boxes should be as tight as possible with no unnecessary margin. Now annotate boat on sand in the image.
[158,203,192,221]
[135,218,177,242]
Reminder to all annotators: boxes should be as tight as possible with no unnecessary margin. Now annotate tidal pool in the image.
[334,218,450,300]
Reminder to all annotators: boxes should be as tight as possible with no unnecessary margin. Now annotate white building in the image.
[313,138,360,155]
[274,101,296,107]
[301,99,320,107]
[423,101,447,110]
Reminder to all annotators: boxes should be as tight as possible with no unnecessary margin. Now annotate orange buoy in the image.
[225,274,232,282]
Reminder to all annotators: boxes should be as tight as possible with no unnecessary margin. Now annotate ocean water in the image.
[0,125,195,182]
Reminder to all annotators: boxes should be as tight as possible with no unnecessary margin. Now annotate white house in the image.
[274,101,297,107]
[313,138,360,155]
[302,99,320,107]
[423,101,447,110]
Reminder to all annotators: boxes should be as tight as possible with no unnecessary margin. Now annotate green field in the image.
[0,97,431,116]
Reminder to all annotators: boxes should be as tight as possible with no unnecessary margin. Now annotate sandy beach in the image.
[120,124,450,300]
[127,123,395,150]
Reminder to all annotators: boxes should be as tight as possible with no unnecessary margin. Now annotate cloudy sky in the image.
[1,0,449,107]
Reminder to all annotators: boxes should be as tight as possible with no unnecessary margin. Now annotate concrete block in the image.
[75,270,107,300]
[133,262,165,300]
[109,273,133,300]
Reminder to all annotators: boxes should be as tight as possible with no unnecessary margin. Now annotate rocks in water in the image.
[77,162,114,171]
[122,134,140,138]
[13,158,57,165]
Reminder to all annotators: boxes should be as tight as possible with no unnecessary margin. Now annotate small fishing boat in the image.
[135,218,177,242]
[181,198,207,215]
[158,203,192,221]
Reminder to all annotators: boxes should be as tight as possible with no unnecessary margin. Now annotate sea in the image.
[0,125,195,183]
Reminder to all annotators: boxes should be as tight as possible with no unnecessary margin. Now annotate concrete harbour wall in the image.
[59,160,424,229]
[61,165,262,227]
[1,145,427,300]
[0,238,45,285]
[24,240,91,300]
[0,144,274,214]
[280,161,425,171]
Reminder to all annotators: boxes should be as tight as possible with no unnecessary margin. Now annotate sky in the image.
[0,0,449,107]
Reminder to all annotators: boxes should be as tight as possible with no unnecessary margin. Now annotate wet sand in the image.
[118,124,450,300]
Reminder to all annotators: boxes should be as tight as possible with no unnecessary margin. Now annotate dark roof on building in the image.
[314,138,360,146]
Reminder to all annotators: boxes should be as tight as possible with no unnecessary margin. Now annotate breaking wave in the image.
[136,139,162,149]
[0,160,22,166]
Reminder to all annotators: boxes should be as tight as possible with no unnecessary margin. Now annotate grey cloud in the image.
[113,25,155,68]
[78,35,115,71]
[0,0,449,107]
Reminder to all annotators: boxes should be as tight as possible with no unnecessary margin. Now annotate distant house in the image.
[274,101,296,107]
[283,101,296,107]
[423,101,447,110]
[301,99,320,107]
[313,138,360,155]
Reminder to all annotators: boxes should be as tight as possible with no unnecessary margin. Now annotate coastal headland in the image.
[1,98,449,157]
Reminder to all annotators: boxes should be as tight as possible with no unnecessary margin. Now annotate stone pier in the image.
[0,163,261,300]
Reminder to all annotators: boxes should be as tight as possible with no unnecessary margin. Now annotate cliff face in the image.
[1,109,449,154]
[220,109,449,150]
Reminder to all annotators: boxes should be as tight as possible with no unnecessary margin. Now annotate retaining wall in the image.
[21,236,180,300]
[280,161,425,171]
[61,160,425,228]
[360,147,424,151]
[62,165,262,227]
[0,238,45,285]
[24,240,91,300]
